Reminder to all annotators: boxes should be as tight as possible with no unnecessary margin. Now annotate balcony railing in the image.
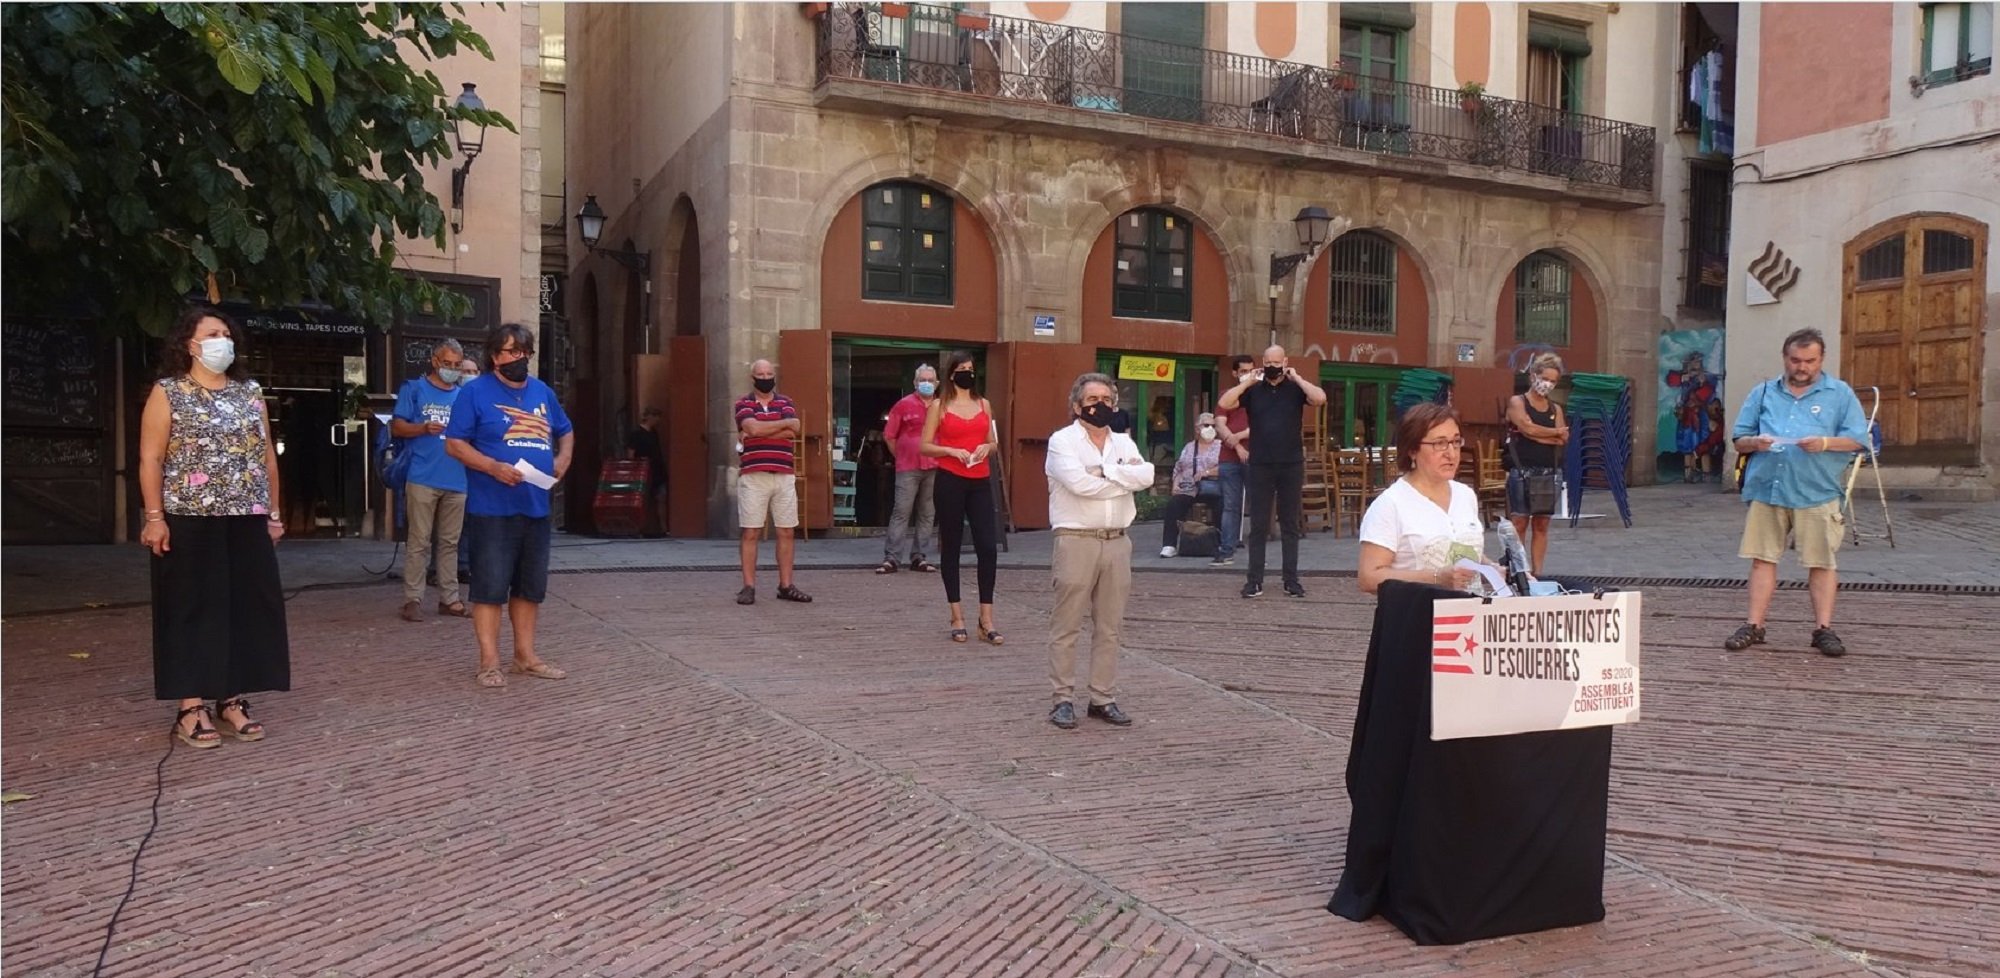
[814,3,1655,193]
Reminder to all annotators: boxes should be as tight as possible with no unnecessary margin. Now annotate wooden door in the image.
[989,341,1098,530]
[1843,215,1987,464]
[776,329,832,530]
[665,336,707,537]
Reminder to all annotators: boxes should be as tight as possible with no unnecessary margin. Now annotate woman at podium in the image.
[1356,403,1488,595]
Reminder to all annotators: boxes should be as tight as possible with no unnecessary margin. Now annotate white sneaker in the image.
[1159,546,1177,558]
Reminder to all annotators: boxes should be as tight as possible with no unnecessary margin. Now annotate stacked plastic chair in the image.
[1393,368,1453,415]
[1562,372,1634,528]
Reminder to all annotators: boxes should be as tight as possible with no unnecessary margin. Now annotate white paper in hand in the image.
[1456,558,1514,597]
[512,458,558,490]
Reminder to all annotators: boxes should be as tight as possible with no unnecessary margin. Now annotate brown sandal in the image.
[475,668,507,688]
[437,601,470,618]
[173,704,221,749]
[215,697,265,741]
[875,559,899,575]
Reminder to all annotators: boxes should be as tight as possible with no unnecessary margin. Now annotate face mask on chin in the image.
[496,359,529,383]
[753,376,776,394]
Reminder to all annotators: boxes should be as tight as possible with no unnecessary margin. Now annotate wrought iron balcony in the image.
[813,3,1655,194]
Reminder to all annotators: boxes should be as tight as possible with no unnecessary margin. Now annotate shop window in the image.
[1514,251,1572,347]
[1112,209,1192,321]
[862,181,953,304]
[1922,3,1994,88]
[1328,231,1396,334]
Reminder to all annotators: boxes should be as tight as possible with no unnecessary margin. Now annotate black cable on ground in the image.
[91,734,175,978]
[361,540,402,578]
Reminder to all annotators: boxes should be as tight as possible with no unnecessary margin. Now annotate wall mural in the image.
[1657,329,1726,483]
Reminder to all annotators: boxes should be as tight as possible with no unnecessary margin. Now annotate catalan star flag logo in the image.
[1433,614,1476,675]
[498,404,551,443]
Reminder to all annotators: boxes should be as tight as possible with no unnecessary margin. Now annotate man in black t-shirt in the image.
[627,405,667,536]
[1216,345,1327,598]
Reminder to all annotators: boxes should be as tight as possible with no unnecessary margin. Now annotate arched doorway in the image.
[1842,214,1987,463]
[1303,229,1435,447]
[663,205,706,537]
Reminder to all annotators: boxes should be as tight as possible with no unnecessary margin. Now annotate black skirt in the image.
[151,515,292,700]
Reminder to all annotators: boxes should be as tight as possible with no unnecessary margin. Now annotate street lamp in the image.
[1267,205,1341,346]
[575,193,655,347]
[449,83,488,234]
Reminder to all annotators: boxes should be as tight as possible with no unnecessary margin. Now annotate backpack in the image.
[378,378,419,491]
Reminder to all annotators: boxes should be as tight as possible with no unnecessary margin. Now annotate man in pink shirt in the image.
[877,364,940,574]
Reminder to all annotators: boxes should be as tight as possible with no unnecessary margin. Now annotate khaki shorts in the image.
[738,470,799,529]
[1739,499,1844,569]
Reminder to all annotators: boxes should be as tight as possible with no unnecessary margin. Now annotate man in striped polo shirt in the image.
[735,359,811,605]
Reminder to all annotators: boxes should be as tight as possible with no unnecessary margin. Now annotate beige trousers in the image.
[404,482,465,605]
[1047,531,1132,706]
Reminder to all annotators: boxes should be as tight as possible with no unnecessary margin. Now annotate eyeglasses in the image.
[1420,437,1466,451]
[493,348,527,362]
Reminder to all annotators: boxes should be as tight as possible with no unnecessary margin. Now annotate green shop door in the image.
[1097,352,1219,480]
[1319,363,1407,449]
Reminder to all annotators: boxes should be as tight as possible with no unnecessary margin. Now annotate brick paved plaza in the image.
[4,532,1996,976]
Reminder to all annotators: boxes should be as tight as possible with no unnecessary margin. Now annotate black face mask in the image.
[1263,365,1285,382]
[753,377,776,394]
[951,371,975,390]
[1077,402,1117,429]
[497,359,529,383]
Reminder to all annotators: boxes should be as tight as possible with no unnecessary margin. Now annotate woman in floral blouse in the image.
[138,306,290,749]
[1159,412,1225,558]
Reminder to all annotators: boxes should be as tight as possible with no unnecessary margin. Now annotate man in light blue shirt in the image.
[1724,328,1870,657]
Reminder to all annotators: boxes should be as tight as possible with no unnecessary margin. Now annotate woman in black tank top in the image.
[1504,355,1569,576]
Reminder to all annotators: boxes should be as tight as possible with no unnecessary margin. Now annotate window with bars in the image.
[1922,3,1995,87]
[1112,209,1192,321]
[1683,163,1730,312]
[1857,236,1904,282]
[862,181,953,304]
[1328,231,1396,334]
[1515,252,1572,346]
[1924,228,1976,273]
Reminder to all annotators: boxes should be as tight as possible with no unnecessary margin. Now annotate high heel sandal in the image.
[173,704,222,749]
[978,621,1005,646]
[949,623,969,643]
[214,697,265,742]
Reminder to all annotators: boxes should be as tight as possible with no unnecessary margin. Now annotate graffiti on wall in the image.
[1657,329,1726,482]
[1300,342,1400,364]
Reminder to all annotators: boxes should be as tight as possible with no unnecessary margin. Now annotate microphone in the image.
[1495,519,1533,597]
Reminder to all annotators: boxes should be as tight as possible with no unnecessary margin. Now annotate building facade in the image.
[1721,1,1998,497]
[566,2,1675,535]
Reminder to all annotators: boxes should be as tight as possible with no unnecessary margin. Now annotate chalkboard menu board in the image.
[3,317,106,429]
[396,333,487,385]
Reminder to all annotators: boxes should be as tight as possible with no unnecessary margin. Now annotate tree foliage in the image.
[2,3,515,334]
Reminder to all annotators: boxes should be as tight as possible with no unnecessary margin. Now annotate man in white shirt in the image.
[1044,372,1156,730]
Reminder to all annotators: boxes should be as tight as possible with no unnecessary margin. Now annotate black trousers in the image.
[934,470,998,605]
[1161,492,1223,548]
[151,515,292,701]
[1245,460,1304,586]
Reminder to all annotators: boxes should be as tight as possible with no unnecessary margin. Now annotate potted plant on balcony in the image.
[1458,81,1486,114]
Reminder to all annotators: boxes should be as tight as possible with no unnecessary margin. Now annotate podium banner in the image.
[1431,592,1642,741]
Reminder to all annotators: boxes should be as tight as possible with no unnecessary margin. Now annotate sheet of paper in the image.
[1766,436,1801,446]
[1456,558,1514,597]
[512,458,558,490]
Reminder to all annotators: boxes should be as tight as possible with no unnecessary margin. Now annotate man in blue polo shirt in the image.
[1724,328,1870,657]
[392,338,470,623]
[445,323,574,688]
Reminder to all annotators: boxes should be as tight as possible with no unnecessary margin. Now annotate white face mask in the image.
[1199,425,1217,440]
[197,337,235,373]
[1532,378,1556,396]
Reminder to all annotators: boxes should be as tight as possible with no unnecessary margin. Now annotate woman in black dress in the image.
[138,306,291,748]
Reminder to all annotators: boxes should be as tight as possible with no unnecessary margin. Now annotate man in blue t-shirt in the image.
[392,339,471,623]
[445,323,574,689]
[1723,328,1870,658]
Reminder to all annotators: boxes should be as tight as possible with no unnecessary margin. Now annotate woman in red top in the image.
[922,351,1003,645]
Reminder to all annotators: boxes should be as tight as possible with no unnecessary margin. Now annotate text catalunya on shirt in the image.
[446,374,572,518]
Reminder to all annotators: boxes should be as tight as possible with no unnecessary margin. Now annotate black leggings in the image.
[934,470,998,605]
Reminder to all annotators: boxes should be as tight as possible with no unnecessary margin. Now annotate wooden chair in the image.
[1333,449,1370,537]
[1301,452,1334,532]
[1475,438,1508,526]
[1368,447,1399,502]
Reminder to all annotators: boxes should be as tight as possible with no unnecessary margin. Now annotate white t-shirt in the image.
[1358,477,1487,574]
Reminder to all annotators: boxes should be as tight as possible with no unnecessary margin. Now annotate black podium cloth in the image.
[1328,579,1612,945]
